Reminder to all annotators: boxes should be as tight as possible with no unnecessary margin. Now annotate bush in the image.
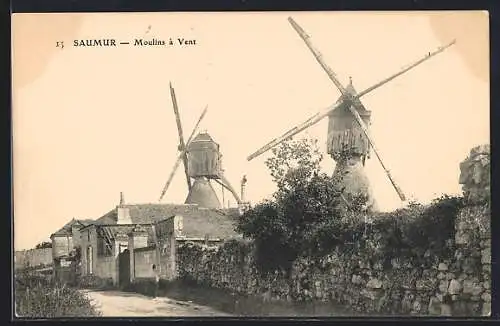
[335,195,465,260]
[238,137,347,275]
[35,241,52,249]
[15,270,101,318]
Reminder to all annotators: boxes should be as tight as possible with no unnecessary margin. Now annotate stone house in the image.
[75,197,241,286]
[50,218,94,271]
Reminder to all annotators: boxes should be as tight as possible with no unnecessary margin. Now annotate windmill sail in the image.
[288,16,456,105]
[248,21,455,163]
[170,82,192,191]
[288,17,406,201]
[357,39,456,98]
[261,17,455,201]
[158,106,208,202]
[345,104,406,201]
[288,17,348,98]
[247,100,343,161]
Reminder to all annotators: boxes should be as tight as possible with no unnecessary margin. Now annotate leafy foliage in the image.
[237,138,347,274]
[334,195,465,261]
[15,270,101,318]
[237,136,466,276]
[265,137,324,195]
[35,241,52,249]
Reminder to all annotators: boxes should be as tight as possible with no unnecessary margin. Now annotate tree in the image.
[237,137,346,275]
[265,137,323,196]
[35,241,52,249]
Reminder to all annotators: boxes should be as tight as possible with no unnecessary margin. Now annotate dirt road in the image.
[82,290,232,317]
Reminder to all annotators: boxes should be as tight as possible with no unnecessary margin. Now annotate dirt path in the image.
[81,290,232,317]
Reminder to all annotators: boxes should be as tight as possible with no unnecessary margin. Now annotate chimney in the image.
[117,192,132,224]
[241,175,247,202]
[238,176,251,216]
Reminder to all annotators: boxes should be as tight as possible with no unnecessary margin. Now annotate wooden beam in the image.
[170,82,192,191]
[159,105,208,202]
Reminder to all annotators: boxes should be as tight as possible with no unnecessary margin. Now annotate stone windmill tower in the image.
[158,83,244,209]
[247,17,456,211]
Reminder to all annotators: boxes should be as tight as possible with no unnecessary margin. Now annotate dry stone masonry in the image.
[459,144,490,204]
[176,145,491,316]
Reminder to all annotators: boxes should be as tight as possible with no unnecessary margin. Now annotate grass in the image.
[14,269,102,318]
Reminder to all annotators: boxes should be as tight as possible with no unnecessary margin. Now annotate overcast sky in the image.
[12,11,489,250]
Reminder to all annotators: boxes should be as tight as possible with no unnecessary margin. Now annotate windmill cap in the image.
[331,77,371,117]
[188,131,220,152]
[192,131,215,142]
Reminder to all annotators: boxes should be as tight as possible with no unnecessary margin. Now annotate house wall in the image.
[71,225,83,248]
[79,226,98,276]
[51,235,73,259]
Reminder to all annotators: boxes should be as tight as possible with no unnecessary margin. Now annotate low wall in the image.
[94,255,116,279]
[15,248,53,269]
[134,247,157,278]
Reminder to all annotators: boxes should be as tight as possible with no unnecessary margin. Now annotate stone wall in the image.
[15,248,53,269]
[459,144,490,204]
[134,247,158,278]
[94,255,116,279]
[177,145,490,316]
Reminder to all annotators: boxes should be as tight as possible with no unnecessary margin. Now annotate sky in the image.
[12,11,489,250]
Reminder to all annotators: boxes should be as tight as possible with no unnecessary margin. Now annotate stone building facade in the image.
[51,195,241,286]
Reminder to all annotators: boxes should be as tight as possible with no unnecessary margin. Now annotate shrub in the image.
[15,270,101,318]
[35,241,52,249]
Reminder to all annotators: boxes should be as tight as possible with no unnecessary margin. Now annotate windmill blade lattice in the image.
[170,82,192,191]
[158,106,208,202]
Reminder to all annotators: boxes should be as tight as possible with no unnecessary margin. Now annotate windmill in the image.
[247,17,456,211]
[158,83,243,209]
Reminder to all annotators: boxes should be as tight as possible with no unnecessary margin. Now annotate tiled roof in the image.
[94,204,241,240]
[51,218,96,237]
